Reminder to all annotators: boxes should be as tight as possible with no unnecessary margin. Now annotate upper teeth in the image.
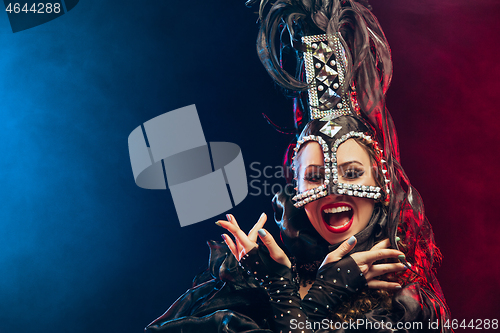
[323,206,352,214]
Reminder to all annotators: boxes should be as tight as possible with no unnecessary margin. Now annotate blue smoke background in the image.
[0,2,290,332]
[0,1,499,332]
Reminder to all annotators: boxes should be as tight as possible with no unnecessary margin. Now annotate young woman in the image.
[216,115,450,332]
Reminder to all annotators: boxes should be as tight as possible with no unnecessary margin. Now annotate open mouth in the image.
[321,203,354,233]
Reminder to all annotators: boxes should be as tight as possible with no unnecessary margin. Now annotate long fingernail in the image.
[221,234,226,241]
[258,229,266,237]
[347,236,356,245]
[395,285,402,289]
[395,237,400,242]
[406,262,412,268]
[260,212,266,219]
[215,221,222,227]
[398,254,405,260]
[226,214,231,221]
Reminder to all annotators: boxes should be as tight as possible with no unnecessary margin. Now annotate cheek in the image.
[304,201,320,223]
[356,199,375,223]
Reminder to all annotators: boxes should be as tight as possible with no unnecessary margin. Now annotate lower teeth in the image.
[330,220,349,228]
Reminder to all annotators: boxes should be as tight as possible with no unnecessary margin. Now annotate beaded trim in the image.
[291,131,391,208]
[337,183,382,200]
[302,33,352,120]
[291,135,332,208]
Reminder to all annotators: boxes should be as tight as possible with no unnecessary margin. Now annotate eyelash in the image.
[303,167,364,182]
[304,172,324,183]
[342,168,364,180]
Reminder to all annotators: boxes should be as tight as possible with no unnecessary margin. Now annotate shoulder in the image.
[391,283,451,329]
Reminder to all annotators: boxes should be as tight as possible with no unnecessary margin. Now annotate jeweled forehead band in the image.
[291,132,391,208]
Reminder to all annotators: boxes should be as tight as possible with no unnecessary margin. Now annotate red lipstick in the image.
[321,202,354,233]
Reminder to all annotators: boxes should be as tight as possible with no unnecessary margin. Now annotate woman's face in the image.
[297,139,376,244]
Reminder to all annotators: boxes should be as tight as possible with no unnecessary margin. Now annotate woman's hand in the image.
[217,213,291,268]
[320,236,407,289]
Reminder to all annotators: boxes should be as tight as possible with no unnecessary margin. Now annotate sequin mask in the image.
[291,116,390,208]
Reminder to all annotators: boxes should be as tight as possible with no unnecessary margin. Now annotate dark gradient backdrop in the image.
[0,1,498,332]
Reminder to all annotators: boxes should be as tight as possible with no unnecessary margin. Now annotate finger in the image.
[364,263,407,280]
[235,237,244,257]
[258,229,291,268]
[226,214,240,229]
[352,248,404,265]
[221,234,238,258]
[248,213,267,242]
[216,220,255,252]
[371,238,390,251]
[367,280,402,290]
[320,236,357,267]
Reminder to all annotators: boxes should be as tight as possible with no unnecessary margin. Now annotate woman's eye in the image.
[342,168,364,179]
[304,173,323,183]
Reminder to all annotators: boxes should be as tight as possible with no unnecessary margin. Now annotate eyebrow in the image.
[338,160,364,168]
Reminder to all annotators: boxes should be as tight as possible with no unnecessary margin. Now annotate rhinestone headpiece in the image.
[302,34,354,120]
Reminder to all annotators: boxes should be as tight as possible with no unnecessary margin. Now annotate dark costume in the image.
[146,0,451,331]
[145,234,449,332]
